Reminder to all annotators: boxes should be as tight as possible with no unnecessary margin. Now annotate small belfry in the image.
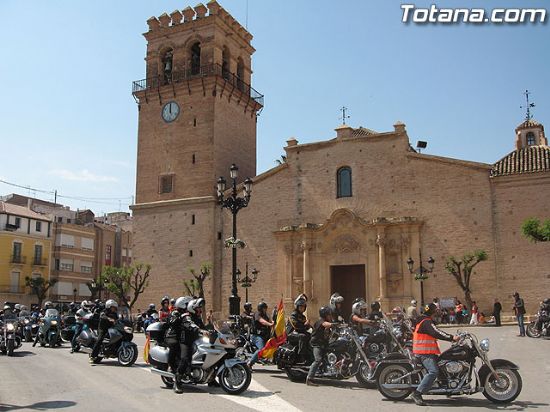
[515,90,547,149]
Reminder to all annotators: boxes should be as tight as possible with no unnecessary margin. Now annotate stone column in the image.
[284,243,294,298]
[301,241,312,299]
[376,230,387,302]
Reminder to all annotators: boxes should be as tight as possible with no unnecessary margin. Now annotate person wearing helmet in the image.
[329,293,345,323]
[90,299,119,362]
[241,302,254,330]
[368,301,383,322]
[247,302,274,368]
[169,298,176,312]
[159,296,171,321]
[349,300,377,336]
[287,297,311,357]
[306,306,335,386]
[409,303,459,406]
[19,305,30,317]
[71,301,91,353]
[407,299,419,320]
[146,303,157,317]
[164,296,193,392]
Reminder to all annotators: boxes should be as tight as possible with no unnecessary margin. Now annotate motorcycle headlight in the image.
[480,338,490,352]
[24,319,30,324]
[50,320,58,326]
[7,323,15,331]
[124,326,133,334]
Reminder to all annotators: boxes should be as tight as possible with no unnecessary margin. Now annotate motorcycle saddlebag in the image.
[149,345,170,369]
[275,346,297,367]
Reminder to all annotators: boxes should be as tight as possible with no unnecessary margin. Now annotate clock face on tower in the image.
[162,101,180,123]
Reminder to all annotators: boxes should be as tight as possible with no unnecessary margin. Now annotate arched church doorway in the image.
[330,264,366,319]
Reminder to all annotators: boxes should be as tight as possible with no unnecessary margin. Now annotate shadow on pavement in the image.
[9,351,36,358]
[383,398,549,410]
[0,401,76,411]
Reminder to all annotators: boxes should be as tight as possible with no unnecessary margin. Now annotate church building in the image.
[131,1,550,317]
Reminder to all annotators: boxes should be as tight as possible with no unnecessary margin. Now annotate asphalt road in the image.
[0,326,548,412]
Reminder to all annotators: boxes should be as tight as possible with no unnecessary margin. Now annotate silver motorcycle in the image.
[147,321,252,395]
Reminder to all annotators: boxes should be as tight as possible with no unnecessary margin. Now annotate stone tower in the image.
[131,1,263,312]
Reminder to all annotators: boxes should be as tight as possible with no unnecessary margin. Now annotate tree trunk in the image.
[464,289,473,310]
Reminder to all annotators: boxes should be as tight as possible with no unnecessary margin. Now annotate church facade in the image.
[131,1,550,317]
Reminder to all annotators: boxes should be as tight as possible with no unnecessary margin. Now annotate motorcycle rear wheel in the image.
[219,364,252,395]
[377,364,413,401]
[526,322,541,338]
[482,367,522,404]
[285,368,307,382]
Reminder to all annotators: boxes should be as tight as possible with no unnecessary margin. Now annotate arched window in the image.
[337,167,352,198]
[236,57,245,92]
[526,132,536,146]
[161,49,173,85]
[222,47,230,80]
[190,42,201,75]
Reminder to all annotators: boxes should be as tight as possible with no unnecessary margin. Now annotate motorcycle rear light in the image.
[219,337,226,345]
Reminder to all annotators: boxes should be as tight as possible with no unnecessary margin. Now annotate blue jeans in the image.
[417,354,439,394]
[249,335,265,366]
[71,324,83,349]
[307,346,325,379]
[516,314,525,336]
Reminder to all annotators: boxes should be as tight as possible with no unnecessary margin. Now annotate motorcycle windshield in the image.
[45,309,59,318]
[3,313,17,321]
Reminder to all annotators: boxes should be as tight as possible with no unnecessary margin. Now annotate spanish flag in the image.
[143,335,150,364]
[259,299,287,359]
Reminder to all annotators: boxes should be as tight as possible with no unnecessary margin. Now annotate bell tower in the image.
[131,1,263,312]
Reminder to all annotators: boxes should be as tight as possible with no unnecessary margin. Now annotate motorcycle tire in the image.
[161,376,174,389]
[7,340,15,357]
[92,356,103,364]
[526,322,541,338]
[356,363,376,388]
[482,367,522,404]
[219,363,252,395]
[376,364,413,401]
[285,368,307,382]
[25,332,32,343]
[40,341,45,347]
[117,345,138,367]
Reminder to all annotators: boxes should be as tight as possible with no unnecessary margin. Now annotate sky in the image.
[0,0,548,214]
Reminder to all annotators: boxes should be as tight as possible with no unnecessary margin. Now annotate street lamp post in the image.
[237,262,259,303]
[407,249,435,308]
[217,164,253,316]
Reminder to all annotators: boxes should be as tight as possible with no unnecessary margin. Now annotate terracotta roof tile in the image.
[491,145,550,177]
[0,201,52,221]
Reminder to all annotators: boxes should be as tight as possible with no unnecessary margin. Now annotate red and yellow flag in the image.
[143,335,150,364]
[259,299,287,359]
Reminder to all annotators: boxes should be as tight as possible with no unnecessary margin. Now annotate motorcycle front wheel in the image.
[7,340,14,356]
[117,344,138,366]
[219,364,252,395]
[483,367,522,404]
[356,362,376,388]
[377,364,413,401]
[526,322,541,338]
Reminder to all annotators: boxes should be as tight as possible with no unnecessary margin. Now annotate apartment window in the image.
[34,244,43,265]
[192,214,196,225]
[36,221,42,232]
[15,217,21,228]
[81,265,93,273]
[105,245,112,265]
[60,262,74,271]
[60,234,75,248]
[160,175,173,194]
[12,242,22,262]
[81,237,94,251]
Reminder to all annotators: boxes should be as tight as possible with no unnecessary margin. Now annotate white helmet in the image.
[352,300,368,316]
[411,299,417,306]
[174,296,193,312]
[187,298,205,315]
[330,293,344,306]
[105,299,118,309]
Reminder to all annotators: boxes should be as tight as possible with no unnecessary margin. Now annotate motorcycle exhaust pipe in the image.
[150,368,175,379]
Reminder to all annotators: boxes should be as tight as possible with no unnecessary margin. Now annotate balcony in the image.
[132,63,264,108]
[10,255,26,264]
[4,223,19,231]
[33,257,48,267]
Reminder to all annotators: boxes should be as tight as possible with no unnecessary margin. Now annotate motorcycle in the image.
[20,316,39,342]
[36,308,62,348]
[376,331,522,404]
[143,312,159,333]
[526,303,550,338]
[75,312,100,353]
[147,321,252,395]
[60,314,77,343]
[85,319,138,366]
[276,324,375,386]
[0,314,19,356]
[229,315,264,364]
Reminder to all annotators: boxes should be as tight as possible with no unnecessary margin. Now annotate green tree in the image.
[85,276,103,301]
[25,276,58,308]
[101,263,151,310]
[444,250,488,309]
[183,262,211,299]
[522,218,550,242]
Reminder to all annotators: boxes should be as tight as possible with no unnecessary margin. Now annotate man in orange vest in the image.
[410,303,459,406]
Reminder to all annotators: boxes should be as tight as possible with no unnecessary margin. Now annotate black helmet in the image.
[294,298,307,310]
[257,301,268,311]
[319,306,332,318]
[170,298,176,305]
[161,296,170,305]
[149,303,156,309]
[543,298,550,306]
[371,301,381,311]
[244,302,253,312]
[424,303,438,316]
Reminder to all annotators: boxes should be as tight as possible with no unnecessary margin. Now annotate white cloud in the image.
[49,169,119,183]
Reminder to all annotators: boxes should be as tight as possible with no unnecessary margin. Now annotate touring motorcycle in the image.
[84,319,138,366]
[146,321,252,395]
[0,314,20,356]
[36,308,62,347]
[376,331,522,404]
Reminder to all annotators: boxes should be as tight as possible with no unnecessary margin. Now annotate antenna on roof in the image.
[520,89,536,121]
[245,0,249,29]
[340,106,350,125]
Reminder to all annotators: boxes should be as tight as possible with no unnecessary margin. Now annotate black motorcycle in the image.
[276,324,375,386]
[87,319,138,366]
[376,331,522,404]
[20,316,39,342]
[0,315,19,356]
[526,303,550,338]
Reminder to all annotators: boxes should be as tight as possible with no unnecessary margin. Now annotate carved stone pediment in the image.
[333,235,361,253]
